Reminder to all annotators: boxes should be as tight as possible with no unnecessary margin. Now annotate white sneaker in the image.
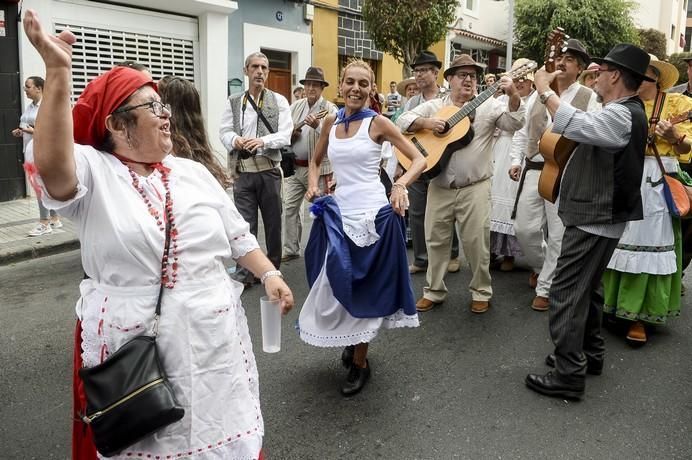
[50,220,63,229]
[28,223,53,237]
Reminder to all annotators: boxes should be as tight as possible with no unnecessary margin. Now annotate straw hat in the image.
[578,62,599,85]
[647,54,679,91]
[509,58,534,82]
[397,77,417,96]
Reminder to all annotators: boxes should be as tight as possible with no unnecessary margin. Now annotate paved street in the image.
[1,248,691,459]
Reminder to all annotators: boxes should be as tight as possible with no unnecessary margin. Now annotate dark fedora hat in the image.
[411,50,442,69]
[592,43,655,82]
[443,54,484,79]
[299,66,329,87]
[563,38,591,65]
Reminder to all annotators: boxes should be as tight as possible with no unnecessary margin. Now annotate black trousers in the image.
[548,227,618,383]
[234,168,283,273]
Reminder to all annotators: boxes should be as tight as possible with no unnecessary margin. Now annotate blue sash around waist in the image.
[305,195,416,318]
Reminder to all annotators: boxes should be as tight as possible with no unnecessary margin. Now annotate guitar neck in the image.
[446,82,503,127]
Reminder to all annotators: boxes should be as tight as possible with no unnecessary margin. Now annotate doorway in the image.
[262,48,292,102]
[0,2,25,202]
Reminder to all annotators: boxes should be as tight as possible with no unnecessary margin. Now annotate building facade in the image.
[4,0,236,202]
[631,0,688,55]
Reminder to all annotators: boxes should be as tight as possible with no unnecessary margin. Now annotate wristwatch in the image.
[539,90,556,104]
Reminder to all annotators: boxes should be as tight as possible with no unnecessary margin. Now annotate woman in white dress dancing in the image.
[302,60,426,395]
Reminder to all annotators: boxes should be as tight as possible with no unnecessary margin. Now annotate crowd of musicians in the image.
[21,8,692,455]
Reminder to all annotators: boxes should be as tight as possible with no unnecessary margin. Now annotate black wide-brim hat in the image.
[563,38,591,65]
[592,44,655,82]
[411,50,442,69]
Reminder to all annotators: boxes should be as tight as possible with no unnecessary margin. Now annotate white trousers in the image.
[513,170,564,297]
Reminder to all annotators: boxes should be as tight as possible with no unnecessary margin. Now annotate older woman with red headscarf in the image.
[23,10,293,459]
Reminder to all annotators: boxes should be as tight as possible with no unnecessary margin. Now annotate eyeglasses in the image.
[113,101,171,117]
[413,67,435,75]
[595,68,617,78]
[454,72,478,81]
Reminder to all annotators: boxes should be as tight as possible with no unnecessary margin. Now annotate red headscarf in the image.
[72,66,156,148]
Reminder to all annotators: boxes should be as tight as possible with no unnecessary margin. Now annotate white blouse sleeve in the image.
[212,181,260,260]
[28,143,94,219]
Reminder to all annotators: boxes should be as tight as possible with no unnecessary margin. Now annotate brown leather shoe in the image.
[281,253,300,262]
[470,300,489,314]
[416,297,440,312]
[447,258,461,273]
[500,257,515,272]
[626,321,647,343]
[528,272,539,289]
[532,295,549,311]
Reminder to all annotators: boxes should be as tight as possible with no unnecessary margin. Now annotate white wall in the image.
[243,22,312,93]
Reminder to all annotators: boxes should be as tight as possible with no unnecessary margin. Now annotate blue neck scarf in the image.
[334,107,378,131]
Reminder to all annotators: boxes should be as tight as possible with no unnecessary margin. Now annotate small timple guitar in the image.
[537,28,576,203]
[394,60,537,179]
[293,109,329,132]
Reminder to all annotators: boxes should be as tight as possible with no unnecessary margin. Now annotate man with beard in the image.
[525,44,650,399]
[397,54,525,313]
[398,50,461,279]
[509,39,600,312]
[220,52,292,286]
[282,67,337,262]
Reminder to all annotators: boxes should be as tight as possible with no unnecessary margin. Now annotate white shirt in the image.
[219,90,292,156]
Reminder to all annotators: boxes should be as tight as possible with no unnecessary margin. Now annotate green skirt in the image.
[603,219,682,325]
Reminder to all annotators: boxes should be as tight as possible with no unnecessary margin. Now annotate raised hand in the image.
[23,9,75,69]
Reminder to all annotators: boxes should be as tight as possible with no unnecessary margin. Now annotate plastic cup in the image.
[260,296,282,353]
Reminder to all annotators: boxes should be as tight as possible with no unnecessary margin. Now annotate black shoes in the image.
[545,354,603,376]
[341,345,355,368]
[525,372,585,400]
[341,360,370,396]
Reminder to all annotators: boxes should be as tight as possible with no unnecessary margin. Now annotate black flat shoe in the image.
[341,360,370,396]
[525,371,584,400]
[341,345,355,368]
[545,354,603,376]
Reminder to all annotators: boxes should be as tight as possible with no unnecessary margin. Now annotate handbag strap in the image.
[649,91,668,176]
[246,90,276,134]
[151,191,173,337]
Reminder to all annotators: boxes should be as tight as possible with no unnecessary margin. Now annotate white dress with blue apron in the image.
[298,116,419,347]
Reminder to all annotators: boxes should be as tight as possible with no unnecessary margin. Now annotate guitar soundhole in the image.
[435,122,451,137]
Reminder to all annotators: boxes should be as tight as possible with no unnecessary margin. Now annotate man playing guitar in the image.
[282,67,337,262]
[509,38,599,312]
[396,54,524,314]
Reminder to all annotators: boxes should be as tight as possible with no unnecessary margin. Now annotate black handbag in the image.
[280,148,296,178]
[78,219,184,457]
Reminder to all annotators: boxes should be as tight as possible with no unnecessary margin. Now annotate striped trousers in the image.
[548,226,619,382]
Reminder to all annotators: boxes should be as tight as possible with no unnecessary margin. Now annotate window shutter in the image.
[55,23,195,103]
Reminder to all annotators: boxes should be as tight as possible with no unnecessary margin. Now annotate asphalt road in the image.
[1,249,691,459]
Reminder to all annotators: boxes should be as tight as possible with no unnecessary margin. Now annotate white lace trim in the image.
[299,309,419,348]
[342,209,380,247]
[607,248,677,275]
[231,233,261,259]
[490,219,515,235]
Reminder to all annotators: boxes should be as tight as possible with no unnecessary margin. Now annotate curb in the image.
[0,238,80,266]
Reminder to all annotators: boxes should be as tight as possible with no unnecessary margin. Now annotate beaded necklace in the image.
[113,152,179,289]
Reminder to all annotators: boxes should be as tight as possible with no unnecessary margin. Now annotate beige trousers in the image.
[282,165,331,256]
[423,179,492,302]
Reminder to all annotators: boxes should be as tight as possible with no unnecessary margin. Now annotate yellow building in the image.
[311,0,444,104]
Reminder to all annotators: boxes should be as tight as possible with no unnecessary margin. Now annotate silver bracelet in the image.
[260,270,283,285]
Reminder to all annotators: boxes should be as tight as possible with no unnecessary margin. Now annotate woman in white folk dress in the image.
[301,59,426,396]
[22,10,293,459]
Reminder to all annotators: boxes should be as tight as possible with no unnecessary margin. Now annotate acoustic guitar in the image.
[394,60,537,180]
[537,28,577,203]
